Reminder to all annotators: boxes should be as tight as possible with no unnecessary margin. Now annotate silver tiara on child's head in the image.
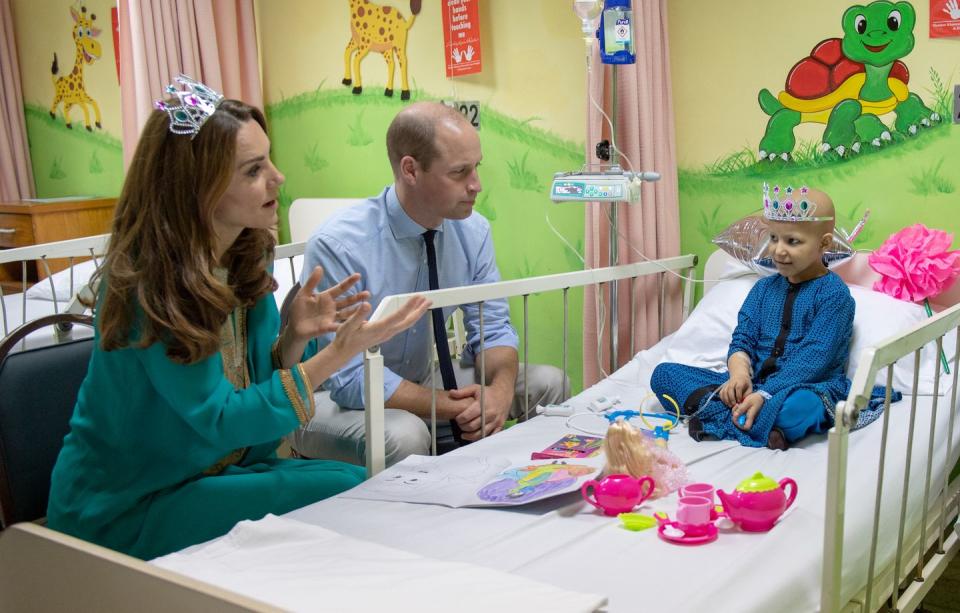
[762,183,834,222]
[153,75,224,138]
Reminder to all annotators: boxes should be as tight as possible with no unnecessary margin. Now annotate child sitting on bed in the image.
[651,185,891,450]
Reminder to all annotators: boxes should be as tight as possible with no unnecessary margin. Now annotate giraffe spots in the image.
[68,82,75,90]
[379,27,385,35]
[382,6,391,13]
[72,67,78,75]
[363,21,368,28]
[358,6,365,17]
[389,34,394,41]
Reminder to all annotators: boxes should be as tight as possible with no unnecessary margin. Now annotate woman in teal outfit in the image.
[46,76,429,560]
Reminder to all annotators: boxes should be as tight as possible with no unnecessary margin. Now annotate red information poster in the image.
[931,0,960,38]
[112,7,121,82]
[442,0,482,77]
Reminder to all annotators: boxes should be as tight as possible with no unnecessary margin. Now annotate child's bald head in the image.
[765,186,836,282]
[805,187,836,236]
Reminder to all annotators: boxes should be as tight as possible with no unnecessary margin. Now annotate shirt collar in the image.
[386,184,444,240]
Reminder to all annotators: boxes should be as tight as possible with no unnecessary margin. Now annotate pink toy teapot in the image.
[716,472,797,532]
[581,473,655,516]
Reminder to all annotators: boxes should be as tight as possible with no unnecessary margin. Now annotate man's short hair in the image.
[386,103,466,174]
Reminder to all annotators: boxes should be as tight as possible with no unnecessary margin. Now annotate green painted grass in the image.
[24,103,123,198]
[678,123,960,303]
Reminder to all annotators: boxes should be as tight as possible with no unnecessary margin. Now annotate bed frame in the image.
[0,236,306,343]
[2,243,958,612]
[0,233,109,339]
[363,250,960,613]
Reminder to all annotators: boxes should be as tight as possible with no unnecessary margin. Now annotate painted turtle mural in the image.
[757,1,940,161]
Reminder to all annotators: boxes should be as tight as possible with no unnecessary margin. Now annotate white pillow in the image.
[662,275,954,396]
[847,285,956,394]
[24,259,98,301]
[661,276,756,369]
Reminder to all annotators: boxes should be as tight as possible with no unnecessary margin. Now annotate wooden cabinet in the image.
[0,198,116,291]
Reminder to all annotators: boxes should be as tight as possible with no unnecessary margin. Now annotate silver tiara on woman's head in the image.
[153,75,224,138]
[762,183,834,222]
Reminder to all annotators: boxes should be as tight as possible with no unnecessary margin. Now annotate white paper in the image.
[341,454,600,507]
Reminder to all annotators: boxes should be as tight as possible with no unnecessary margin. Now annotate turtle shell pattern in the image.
[783,38,909,100]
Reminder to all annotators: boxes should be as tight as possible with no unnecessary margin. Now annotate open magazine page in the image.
[342,455,601,508]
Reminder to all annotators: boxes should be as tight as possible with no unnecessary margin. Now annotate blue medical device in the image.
[597,0,636,65]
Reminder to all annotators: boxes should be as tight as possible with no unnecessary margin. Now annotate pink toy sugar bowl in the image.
[716,472,798,533]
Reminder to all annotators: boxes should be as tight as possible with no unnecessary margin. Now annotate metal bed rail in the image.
[0,233,109,338]
[823,301,960,613]
[2,237,304,342]
[362,254,699,476]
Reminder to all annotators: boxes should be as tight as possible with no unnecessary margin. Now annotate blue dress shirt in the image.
[301,185,519,409]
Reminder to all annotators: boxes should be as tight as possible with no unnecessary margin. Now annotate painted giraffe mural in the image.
[49,4,103,131]
[342,0,422,100]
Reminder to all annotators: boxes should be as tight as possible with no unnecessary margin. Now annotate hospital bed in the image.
[156,249,960,612]
[0,236,306,349]
[3,247,958,612]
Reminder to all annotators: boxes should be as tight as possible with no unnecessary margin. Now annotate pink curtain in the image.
[118,0,262,167]
[0,0,36,200]
[582,0,681,387]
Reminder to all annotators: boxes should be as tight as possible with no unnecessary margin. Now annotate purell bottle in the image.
[598,0,636,64]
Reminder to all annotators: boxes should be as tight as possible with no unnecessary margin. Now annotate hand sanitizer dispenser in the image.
[598,0,635,65]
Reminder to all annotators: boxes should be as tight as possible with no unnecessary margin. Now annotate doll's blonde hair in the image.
[603,419,687,498]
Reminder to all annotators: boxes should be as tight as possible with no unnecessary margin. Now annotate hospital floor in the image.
[922,550,960,612]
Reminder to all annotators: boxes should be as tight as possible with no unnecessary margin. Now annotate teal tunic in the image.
[47,282,365,560]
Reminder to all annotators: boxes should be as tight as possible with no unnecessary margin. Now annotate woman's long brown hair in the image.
[92,99,277,363]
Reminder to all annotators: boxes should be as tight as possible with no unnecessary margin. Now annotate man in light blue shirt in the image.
[289,102,567,466]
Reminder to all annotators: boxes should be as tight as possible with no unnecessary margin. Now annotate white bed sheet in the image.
[151,272,960,612]
[281,351,957,613]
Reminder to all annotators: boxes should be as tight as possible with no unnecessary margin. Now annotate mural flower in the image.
[868,224,960,303]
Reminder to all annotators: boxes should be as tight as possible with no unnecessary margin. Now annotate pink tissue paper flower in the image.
[868,224,960,303]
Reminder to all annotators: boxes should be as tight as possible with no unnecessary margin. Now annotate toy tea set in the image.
[581,471,798,545]
[552,398,800,545]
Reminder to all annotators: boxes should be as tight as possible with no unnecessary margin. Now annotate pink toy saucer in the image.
[657,520,718,546]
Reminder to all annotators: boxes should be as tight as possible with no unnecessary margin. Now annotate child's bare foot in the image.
[766,427,788,451]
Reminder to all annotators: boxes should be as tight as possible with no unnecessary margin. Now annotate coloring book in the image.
[342,455,600,508]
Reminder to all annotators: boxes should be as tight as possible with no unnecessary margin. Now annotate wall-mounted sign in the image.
[112,7,120,83]
[442,100,481,129]
[442,0,481,77]
[931,0,960,38]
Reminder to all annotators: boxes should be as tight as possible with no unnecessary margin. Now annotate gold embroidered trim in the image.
[280,369,309,425]
[297,363,315,421]
[203,447,248,475]
[271,334,284,370]
[220,307,249,389]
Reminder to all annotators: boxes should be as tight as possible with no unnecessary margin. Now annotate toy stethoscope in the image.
[566,393,680,441]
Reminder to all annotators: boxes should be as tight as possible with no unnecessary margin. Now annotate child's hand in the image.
[720,374,753,408]
[732,393,765,430]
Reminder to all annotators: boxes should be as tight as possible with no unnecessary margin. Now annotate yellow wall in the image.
[13,0,122,137]
[668,0,959,169]
[256,0,588,144]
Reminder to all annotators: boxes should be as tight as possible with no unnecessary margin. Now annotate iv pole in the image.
[607,66,619,373]
[571,0,654,374]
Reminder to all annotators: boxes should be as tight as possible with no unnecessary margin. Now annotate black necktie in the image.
[423,230,463,445]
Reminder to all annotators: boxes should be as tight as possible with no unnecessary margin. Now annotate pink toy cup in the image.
[676,495,713,536]
[581,474,655,516]
[679,482,715,504]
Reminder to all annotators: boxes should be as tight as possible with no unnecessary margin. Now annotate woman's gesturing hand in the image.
[287,266,370,341]
[332,295,432,356]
